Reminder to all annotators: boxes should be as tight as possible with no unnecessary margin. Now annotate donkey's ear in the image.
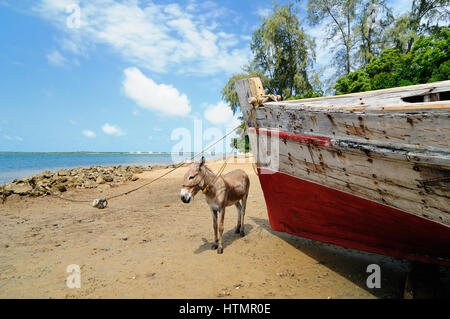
[199,156,206,168]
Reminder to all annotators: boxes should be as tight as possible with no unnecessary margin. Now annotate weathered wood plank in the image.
[281,80,450,108]
[255,132,450,226]
[253,104,450,165]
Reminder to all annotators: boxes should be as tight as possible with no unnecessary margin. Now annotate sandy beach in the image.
[0,158,449,299]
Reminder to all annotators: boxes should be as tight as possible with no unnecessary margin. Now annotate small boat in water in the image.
[236,77,450,266]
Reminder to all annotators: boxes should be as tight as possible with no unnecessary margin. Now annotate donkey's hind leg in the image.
[211,209,219,250]
[239,194,248,237]
[234,202,242,234]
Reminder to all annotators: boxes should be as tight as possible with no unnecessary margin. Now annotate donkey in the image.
[180,157,250,254]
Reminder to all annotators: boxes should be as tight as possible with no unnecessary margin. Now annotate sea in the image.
[0,152,220,185]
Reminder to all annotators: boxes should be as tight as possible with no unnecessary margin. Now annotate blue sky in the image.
[0,0,412,152]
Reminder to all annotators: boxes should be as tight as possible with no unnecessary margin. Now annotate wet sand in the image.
[0,159,448,298]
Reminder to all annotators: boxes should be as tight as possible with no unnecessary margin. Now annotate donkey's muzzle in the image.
[180,189,192,204]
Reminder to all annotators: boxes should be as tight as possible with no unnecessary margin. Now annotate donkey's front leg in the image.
[211,209,218,250]
[234,202,242,234]
[217,207,226,254]
[239,194,248,237]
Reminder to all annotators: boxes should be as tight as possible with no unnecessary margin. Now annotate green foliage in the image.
[230,135,250,154]
[230,123,250,153]
[407,27,450,83]
[286,88,324,100]
[334,28,450,94]
[366,48,410,89]
[334,70,372,94]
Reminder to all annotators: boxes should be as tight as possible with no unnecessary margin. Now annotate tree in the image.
[333,27,450,94]
[307,0,359,77]
[251,3,315,99]
[334,69,372,94]
[230,123,250,154]
[384,0,450,53]
[354,0,394,67]
[366,48,410,89]
[406,27,450,83]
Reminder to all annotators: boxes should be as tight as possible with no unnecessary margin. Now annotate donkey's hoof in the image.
[211,243,218,250]
[240,230,245,237]
[235,228,240,234]
[217,248,223,254]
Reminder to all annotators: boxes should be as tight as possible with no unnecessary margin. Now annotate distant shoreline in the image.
[0,153,245,186]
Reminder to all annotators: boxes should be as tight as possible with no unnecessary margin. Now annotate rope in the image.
[252,102,259,176]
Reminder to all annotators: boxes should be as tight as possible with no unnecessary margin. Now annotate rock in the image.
[96,176,106,184]
[56,177,68,183]
[57,170,68,176]
[42,171,52,179]
[0,187,12,197]
[30,188,45,197]
[103,175,114,183]
[6,182,33,195]
[82,180,97,189]
[2,164,169,198]
[28,177,37,188]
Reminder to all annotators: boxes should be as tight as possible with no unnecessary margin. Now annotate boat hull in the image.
[235,78,450,265]
[258,167,450,266]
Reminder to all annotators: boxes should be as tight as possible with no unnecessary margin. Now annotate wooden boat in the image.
[235,77,450,266]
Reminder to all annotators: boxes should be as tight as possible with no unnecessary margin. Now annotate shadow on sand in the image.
[250,216,450,299]
[194,224,254,254]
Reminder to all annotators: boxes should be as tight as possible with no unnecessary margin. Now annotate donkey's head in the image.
[180,156,207,204]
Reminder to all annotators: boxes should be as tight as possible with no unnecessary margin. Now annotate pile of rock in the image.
[0,165,160,199]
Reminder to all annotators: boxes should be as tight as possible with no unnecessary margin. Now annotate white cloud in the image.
[32,0,250,75]
[204,101,240,127]
[46,50,67,66]
[123,67,191,117]
[257,8,271,18]
[102,123,125,136]
[82,130,96,138]
[3,135,23,141]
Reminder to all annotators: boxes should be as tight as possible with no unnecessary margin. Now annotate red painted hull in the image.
[257,168,450,266]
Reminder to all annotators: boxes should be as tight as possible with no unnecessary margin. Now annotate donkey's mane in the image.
[203,165,215,175]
